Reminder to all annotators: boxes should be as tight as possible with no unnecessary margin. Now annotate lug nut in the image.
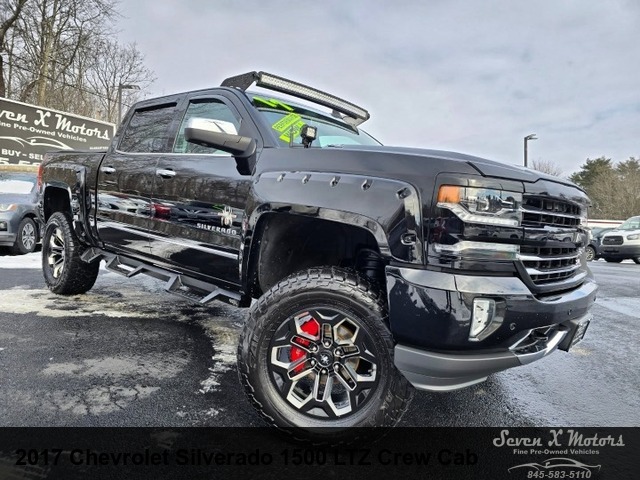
[321,368,328,374]
[323,341,331,347]
[335,348,343,356]
[310,359,316,366]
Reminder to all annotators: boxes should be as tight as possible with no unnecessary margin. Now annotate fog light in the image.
[469,298,497,341]
[0,221,7,231]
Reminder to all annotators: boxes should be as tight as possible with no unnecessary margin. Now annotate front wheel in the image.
[42,212,100,294]
[237,268,412,435]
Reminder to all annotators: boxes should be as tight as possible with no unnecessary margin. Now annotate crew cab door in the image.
[95,101,180,256]
[147,95,253,286]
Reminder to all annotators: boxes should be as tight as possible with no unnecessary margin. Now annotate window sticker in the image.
[253,96,294,112]
[271,113,307,143]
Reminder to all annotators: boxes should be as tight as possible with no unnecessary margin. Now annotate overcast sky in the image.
[116,0,640,177]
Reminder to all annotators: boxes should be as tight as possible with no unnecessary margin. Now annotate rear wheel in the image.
[11,217,38,254]
[585,245,595,262]
[237,267,412,437]
[42,212,99,294]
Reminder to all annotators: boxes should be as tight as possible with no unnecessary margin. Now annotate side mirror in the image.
[184,117,256,158]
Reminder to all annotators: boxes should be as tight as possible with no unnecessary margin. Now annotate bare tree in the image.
[531,159,563,177]
[86,39,156,123]
[12,0,117,106]
[2,0,155,122]
[0,0,29,97]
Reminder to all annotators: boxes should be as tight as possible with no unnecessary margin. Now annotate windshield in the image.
[0,174,36,194]
[252,96,381,148]
[618,217,640,230]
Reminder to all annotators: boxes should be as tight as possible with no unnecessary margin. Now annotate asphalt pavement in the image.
[1,249,638,427]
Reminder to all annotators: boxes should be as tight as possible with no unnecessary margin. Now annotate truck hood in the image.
[603,228,640,236]
[337,145,581,189]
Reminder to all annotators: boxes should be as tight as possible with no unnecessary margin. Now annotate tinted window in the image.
[173,99,241,155]
[119,103,177,153]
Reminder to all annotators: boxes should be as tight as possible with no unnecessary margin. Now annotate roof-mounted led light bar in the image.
[221,71,370,126]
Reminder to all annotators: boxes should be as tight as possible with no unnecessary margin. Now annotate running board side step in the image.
[81,248,242,306]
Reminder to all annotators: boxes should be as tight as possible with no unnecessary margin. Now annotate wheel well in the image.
[249,214,386,297]
[43,187,71,223]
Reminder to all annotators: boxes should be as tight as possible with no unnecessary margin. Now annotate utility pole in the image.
[117,83,141,125]
[524,133,537,167]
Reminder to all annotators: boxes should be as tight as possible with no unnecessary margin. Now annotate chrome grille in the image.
[519,196,583,288]
[602,235,623,245]
[522,197,581,228]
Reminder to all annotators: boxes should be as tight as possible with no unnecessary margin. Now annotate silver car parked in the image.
[0,168,40,254]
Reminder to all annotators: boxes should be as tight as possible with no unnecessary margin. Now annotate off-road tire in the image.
[11,217,38,254]
[585,245,595,262]
[42,211,99,294]
[237,267,412,437]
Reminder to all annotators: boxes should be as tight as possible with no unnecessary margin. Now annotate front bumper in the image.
[395,315,590,391]
[601,244,640,259]
[0,233,18,246]
[386,266,597,391]
[0,214,18,246]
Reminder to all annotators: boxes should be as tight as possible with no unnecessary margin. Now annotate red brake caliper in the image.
[290,318,319,372]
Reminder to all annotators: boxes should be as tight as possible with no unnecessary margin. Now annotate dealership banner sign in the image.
[0,97,115,166]
[0,427,637,479]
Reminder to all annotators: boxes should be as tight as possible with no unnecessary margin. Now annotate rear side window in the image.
[119,103,177,153]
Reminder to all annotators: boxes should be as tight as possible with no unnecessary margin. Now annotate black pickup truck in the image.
[38,71,597,431]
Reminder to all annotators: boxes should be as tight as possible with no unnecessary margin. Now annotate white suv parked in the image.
[600,216,640,264]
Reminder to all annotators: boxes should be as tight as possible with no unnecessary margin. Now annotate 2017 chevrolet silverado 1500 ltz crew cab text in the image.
[38,71,597,433]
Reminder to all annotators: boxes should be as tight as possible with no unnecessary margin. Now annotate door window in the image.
[173,99,241,155]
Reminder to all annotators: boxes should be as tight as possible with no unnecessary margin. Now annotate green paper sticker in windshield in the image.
[271,113,307,143]
[253,96,294,112]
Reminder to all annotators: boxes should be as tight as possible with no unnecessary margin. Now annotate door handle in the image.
[101,166,116,174]
[156,169,176,178]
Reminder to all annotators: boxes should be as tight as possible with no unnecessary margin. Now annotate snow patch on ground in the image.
[596,297,640,319]
[1,249,243,402]
[0,251,41,269]
[0,287,153,318]
[42,354,190,380]
[198,318,240,394]
[10,385,160,415]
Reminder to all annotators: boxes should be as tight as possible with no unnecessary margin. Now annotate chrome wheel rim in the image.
[21,222,36,251]
[47,227,65,278]
[586,247,594,261]
[268,308,380,419]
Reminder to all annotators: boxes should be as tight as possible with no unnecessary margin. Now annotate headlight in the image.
[437,186,522,226]
[0,204,17,212]
[627,234,640,241]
